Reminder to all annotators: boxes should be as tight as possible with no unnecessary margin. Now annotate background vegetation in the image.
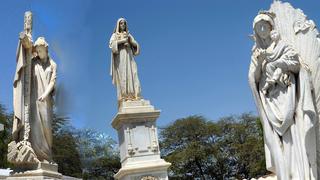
[0,103,267,179]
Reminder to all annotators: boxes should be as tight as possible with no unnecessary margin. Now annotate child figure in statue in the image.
[260,30,300,95]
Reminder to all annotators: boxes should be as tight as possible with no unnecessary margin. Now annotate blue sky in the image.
[0,0,319,139]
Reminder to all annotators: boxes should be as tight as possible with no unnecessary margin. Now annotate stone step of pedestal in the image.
[119,99,155,114]
[245,174,276,180]
[6,176,81,180]
[115,159,170,180]
[7,162,62,180]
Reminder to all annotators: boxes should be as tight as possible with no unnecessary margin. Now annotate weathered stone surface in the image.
[7,162,62,180]
[7,141,39,165]
[112,100,170,180]
[249,1,320,179]
[10,11,58,173]
[109,17,170,180]
[109,18,142,103]
[248,174,276,180]
[141,176,158,180]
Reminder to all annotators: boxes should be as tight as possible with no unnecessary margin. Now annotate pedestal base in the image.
[115,159,170,180]
[112,99,171,180]
[248,174,277,180]
[7,162,62,180]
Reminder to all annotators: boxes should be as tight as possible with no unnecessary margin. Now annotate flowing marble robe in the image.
[109,18,141,101]
[249,16,318,179]
[30,57,57,161]
[13,34,33,141]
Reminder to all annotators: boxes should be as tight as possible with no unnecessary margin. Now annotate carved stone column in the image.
[112,99,171,180]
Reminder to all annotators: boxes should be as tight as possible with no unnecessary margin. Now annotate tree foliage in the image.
[52,115,82,178]
[160,115,219,179]
[0,104,12,168]
[53,129,82,177]
[160,113,267,179]
[0,101,266,179]
[52,117,121,179]
[74,129,120,179]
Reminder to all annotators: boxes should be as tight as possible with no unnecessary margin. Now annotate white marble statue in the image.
[109,18,170,180]
[249,1,320,180]
[8,11,57,167]
[30,37,57,162]
[109,18,141,103]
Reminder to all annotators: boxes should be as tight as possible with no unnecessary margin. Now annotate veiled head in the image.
[114,18,128,33]
[253,12,275,39]
[253,11,275,48]
[34,37,49,60]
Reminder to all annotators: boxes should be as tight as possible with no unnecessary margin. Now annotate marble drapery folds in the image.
[249,9,318,180]
[109,18,141,102]
[9,35,57,165]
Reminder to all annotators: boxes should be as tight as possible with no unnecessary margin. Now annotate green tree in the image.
[0,104,12,168]
[218,114,267,179]
[160,115,220,180]
[52,115,82,178]
[74,129,120,179]
[83,150,120,179]
[160,113,267,179]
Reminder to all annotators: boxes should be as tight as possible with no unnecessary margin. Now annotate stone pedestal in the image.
[6,162,62,180]
[112,100,171,180]
[248,174,277,180]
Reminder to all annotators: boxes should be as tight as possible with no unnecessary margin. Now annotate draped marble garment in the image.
[13,37,32,141]
[109,18,141,102]
[30,57,57,161]
[249,37,317,180]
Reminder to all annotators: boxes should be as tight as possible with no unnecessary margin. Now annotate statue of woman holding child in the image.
[249,4,320,179]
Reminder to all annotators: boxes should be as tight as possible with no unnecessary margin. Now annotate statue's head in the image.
[270,30,280,42]
[114,18,128,33]
[252,11,276,49]
[253,11,275,40]
[119,19,127,32]
[24,11,32,33]
[34,37,49,60]
[255,20,272,39]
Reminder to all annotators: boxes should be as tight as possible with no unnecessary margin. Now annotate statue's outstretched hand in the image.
[19,32,26,40]
[38,94,48,102]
